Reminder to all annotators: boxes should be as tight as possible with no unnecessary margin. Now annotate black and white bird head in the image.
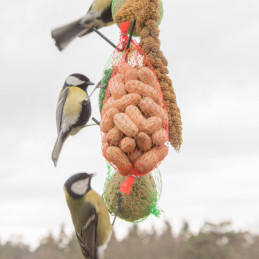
[64,73,94,91]
[64,172,95,199]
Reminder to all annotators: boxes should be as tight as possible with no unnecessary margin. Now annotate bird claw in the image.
[112,193,125,226]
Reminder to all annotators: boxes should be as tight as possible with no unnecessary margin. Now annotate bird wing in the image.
[56,87,69,133]
[76,206,98,259]
[79,1,113,34]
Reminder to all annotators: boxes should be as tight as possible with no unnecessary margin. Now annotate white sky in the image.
[0,0,259,248]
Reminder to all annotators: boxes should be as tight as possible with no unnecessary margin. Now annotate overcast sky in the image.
[0,0,259,248]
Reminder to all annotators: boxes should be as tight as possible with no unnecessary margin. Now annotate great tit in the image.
[51,74,94,167]
[64,172,112,259]
[51,0,114,51]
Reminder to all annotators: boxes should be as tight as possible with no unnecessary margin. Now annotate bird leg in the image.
[92,117,100,125]
[81,116,100,128]
[112,193,123,226]
[81,123,97,128]
[92,28,117,49]
[89,83,100,98]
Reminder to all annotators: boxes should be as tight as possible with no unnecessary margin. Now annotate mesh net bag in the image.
[112,0,164,37]
[103,163,162,222]
[98,23,136,112]
[100,26,169,195]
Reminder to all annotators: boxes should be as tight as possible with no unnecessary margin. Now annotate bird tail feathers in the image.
[51,132,66,167]
[51,19,91,51]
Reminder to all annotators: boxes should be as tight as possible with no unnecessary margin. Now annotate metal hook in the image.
[126,19,136,50]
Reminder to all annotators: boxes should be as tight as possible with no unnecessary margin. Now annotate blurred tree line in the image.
[1,221,259,259]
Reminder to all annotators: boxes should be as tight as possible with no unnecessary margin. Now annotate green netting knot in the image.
[151,207,163,217]
[151,208,161,217]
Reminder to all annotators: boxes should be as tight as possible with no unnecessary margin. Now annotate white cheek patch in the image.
[66,76,85,86]
[71,178,89,195]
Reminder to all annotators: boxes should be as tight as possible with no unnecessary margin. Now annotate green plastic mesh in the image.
[103,164,162,223]
[111,0,164,37]
[99,68,113,112]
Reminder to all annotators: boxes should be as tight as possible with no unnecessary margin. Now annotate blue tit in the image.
[51,0,114,51]
[64,172,112,259]
[51,74,94,166]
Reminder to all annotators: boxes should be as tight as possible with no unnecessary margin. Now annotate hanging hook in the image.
[126,20,136,50]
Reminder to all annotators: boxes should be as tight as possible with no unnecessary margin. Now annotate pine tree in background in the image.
[1,221,259,259]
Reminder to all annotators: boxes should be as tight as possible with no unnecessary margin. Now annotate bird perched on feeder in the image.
[51,73,95,167]
[51,0,114,51]
[64,172,112,259]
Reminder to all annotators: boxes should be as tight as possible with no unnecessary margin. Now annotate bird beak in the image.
[88,81,94,85]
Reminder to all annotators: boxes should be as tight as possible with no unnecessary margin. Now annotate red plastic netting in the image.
[100,23,169,194]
